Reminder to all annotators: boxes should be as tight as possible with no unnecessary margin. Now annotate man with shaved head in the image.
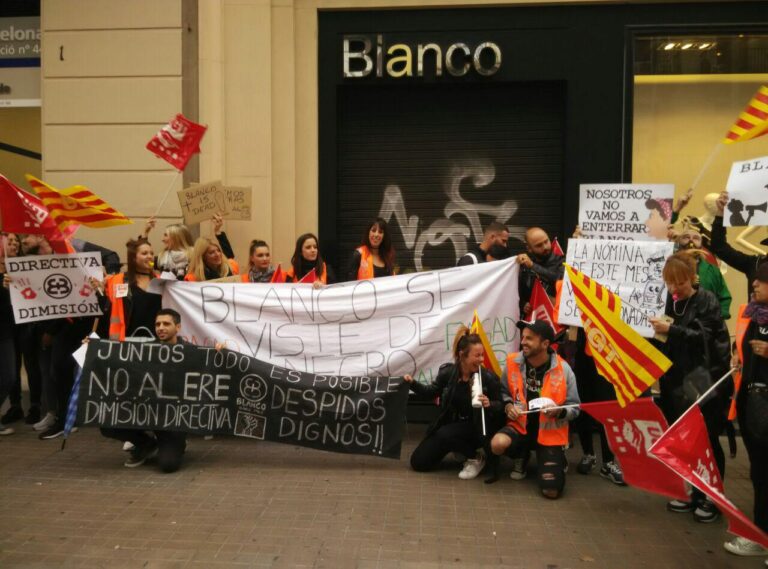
[517,227,564,315]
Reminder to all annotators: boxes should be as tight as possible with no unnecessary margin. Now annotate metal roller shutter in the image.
[336,81,565,275]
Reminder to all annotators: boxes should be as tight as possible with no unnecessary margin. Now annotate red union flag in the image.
[581,398,687,500]
[146,114,207,171]
[527,278,565,335]
[270,264,286,284]
[298,268,317,284]
[651,404,768,548]
[551,237,564,257]
[0,174,58,234]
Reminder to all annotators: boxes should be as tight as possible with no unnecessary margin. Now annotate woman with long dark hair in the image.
[405,327,503,480]
[285,233,335,284]
[649,250,731,523]
[246,240,275,283]
[345,218,396,281]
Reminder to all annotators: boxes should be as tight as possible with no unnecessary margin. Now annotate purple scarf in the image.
[744,301,768,325]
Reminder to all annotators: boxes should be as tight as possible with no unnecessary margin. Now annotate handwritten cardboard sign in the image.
[176,181,252,224]
[724,156,768,227]
[579,184,675,240]
[557,238,674,337]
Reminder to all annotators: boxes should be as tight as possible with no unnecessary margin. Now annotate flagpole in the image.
[520,403,580,415]
[690,143,723,191]
[152,169,183,219]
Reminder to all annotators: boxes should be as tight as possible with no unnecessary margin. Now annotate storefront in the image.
[318,3,768,277]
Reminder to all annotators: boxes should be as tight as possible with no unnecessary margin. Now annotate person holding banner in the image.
[724,264,768,557]
[457,221,509,266]
[94,238,161,341]
[345,218,396,280]
[98,308,189,472]
[285,233,335,285]
[489,320,580,499]
[185,237,239,282]
[405,327,503,480]
[246,240,276,283]
[0,235,19,435]
[141,216,194,280]
[649,251,732,523]
[517,227,564,316]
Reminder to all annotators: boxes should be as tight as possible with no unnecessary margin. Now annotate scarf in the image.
[157,249,190,278]
[249,265,275,283]
[745,301,768,325]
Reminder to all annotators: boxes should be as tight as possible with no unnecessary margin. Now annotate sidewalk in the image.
[0,423,763,569]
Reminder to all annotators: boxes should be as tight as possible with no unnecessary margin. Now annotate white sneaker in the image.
[509,458,527,480]
[458,454,486,480]
[33,413,56,432]
[723,536,767,556]
[122,441,135,451]
[0,424,14,436]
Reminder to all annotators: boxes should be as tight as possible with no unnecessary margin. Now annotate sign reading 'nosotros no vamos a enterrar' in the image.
[6,253,103,323]
[578,184,675,240]
[78,340,410,459]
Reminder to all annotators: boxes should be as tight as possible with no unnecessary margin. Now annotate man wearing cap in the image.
[711,191,768,297]
[516,227,564,316]
[487,320,580,499]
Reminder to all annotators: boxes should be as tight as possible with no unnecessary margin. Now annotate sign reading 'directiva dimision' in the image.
[343,34,501,78]
[78,340,410,459]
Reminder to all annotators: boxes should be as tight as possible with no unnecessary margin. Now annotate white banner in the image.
[557,239,674,337]
[579,184,675,240]
[6,253,103,323]
[163,258,520,383]
[724,156,768,227]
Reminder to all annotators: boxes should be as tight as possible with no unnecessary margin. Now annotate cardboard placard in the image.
[724,156,768,227]
[176,181,253,224]
[578,184,675,240]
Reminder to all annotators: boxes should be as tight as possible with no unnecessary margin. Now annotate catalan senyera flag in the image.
[469,310,502,378]
[723,85,768,144]
[26,175,132,230]
[565,264,672,407]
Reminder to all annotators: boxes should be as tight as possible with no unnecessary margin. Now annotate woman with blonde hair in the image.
[141,216,194,279]
[185,237,239,282]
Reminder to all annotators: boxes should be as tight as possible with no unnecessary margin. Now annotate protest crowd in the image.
[2,88,768,564]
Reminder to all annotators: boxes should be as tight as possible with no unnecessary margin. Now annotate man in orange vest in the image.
[488,320,580,499]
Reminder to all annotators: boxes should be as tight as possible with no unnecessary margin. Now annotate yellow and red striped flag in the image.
[723,85,768,144]
[469,310,502,378]
[564,264,672,407]
[26,175,132,230]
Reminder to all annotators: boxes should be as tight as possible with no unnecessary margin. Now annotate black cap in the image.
[516,319,555,343]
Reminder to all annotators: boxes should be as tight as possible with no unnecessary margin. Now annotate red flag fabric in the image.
[146,114,207,171]
[298,268,317,284]
[270,264,285,283]
[551,237,564,257]
[0,174,59,235]
[528,278,565,334]
[650,404,768,547]
[581,398,688,500]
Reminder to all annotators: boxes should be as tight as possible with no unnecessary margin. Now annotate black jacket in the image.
[456,244,488,266]
[709,215,766,297]
[409,363,503,436]
[657,289,731,408]
[518,252,564,311]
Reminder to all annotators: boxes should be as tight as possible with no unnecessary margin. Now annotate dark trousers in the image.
[101,428,187,473]
[574,332,615,463]
[738,391,768,532]
[10,324,42,410]
[0,338,16,413]
[503,428,566,495]
[410,421,483,472]
[48,319,94,423]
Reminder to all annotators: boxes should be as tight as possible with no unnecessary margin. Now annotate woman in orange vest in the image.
[184,237,239,282]
[95,238,161,341]
[722,265,768,557]
[649,251,731,523]
[404,327,503,480]
[284,233,335,285]
[488,320,580,498]
[345,218,395,281]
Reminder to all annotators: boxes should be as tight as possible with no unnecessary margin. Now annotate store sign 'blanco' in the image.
[343,34,501,78]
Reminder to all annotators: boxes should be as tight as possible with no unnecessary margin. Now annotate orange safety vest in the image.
[505,352,569,446]
[731,304,749,420]
[285,263,327,284]
[105,272,158,341]
[184,258,240,282]
[356,246,374,280]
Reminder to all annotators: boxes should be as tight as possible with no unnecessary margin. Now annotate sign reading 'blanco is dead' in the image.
[578,184,675,240]
[557,238,674,337]
[724,156,768,227]
[78,340,409,458]
[6,253,103,323]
